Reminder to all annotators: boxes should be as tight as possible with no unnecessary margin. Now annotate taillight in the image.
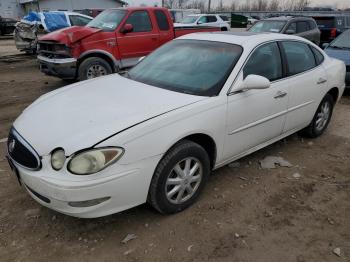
[330,28,337,39]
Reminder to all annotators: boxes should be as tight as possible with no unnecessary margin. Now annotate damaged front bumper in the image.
[38,55,77,79]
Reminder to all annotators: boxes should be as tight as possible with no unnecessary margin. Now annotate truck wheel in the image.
[221,27,228,31]
[78,57,112,81]
[148,140,210,214]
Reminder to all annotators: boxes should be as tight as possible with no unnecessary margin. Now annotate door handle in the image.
[274,91,287,99]
[317,78,327,84]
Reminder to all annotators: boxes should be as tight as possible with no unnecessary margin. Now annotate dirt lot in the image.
[0,53,349,262]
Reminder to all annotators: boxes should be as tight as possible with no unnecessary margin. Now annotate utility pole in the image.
[208,0,211,12]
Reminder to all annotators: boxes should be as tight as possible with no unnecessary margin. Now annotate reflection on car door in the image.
[223,42,289,160]
[281,41,327,132]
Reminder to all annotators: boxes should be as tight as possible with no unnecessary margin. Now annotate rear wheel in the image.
[78,57,113,81]
[301,94,334,138]
[148,140,210,214]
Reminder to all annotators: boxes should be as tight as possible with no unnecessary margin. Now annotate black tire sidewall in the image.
[78,57,112,81]
[150,141,210,214]
[310,94,334,137]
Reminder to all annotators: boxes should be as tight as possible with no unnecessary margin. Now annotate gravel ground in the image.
[0,53,349,262]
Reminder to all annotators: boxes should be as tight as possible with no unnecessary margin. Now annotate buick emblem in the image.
[8,139,16,153]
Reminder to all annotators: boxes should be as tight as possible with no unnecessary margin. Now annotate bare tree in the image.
[268,0,280,11]
[186,0,206,11]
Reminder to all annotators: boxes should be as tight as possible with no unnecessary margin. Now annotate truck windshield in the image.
[87,9,126,31]
[128,40,243,97]
[249,20,286,33]
[181,16,198,24]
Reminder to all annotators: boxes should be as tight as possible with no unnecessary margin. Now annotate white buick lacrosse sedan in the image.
[6,32,345,218]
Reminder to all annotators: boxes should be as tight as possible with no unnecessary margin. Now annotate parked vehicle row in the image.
[37,7,222,81]
[7,32,345,218]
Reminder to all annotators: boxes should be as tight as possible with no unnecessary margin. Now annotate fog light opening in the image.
[68,197,110,208]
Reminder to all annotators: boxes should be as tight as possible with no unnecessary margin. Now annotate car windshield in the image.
[330,31,350,49]
[249,20,286,33]
[181,16,198,24]
[128,40,243,96]
[87,9,126,31]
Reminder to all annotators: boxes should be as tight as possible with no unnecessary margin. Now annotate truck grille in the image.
[7,128,41,170]
[38,41,71,59]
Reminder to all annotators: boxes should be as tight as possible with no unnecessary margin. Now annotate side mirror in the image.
[121,23,133,34]
[197,21,203,25]
[236,74,270,92]
[322,43,330,49]
[285,29,296,35]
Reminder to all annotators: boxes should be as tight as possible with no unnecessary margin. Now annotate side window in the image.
[207,16,217,23]
[125,11,152,32]
[69,15,92,26]
[155,10,170,31]
[297,21,310,33]
[282,41,316,76]
[308,20,316,30]
[287,22,296,33]
[220,15,228,21]
[198,16,208,23]
[243,42,282,81]
[311,46,325,65]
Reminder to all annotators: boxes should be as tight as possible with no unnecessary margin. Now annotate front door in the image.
[223,42,289,160]
[117,10,160,67]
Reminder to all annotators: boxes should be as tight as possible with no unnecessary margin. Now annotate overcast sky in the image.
[126,0,350,9]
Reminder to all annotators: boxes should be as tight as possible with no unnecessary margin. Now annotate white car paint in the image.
[174,14,230,30]
[8,33,345,218]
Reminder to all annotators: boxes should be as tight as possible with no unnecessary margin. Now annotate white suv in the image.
[174,14,230,31]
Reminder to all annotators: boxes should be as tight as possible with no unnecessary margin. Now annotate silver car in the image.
[249,16,321,45]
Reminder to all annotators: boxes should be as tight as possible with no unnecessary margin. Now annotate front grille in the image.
[7,128,41,170]
[38,41,72,59]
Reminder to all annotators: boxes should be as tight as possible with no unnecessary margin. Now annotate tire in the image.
[301,94,334,138]
[221,27,228,31]
[148,140,211,214]
[78,57,113,81]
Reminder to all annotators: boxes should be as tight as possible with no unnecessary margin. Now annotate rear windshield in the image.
[314,17,335,28]
[249,20,286,33]
[128,40,243,97]
[87,9,126,31]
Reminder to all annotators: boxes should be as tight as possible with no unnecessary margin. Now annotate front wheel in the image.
[148,140,210,214]
[78,57,113,81]
[301,94,334,138]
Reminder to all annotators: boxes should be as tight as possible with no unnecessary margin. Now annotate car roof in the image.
[178,31,307,47]
[263,16,313,21]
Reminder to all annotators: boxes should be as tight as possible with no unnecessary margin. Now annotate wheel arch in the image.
[78,50,120,73]
[166,133,217,170]
[327,87,340,103]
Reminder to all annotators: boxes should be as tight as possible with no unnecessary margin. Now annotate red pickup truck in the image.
[37,7,222,81]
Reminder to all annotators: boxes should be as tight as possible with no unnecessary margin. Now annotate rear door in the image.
[296,21,312,41]
[154,10,173,45]
[117,10,160,67]
[281,41,327,132]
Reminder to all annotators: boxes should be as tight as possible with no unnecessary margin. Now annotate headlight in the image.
[51,148,66,171]
[68,147,124,175]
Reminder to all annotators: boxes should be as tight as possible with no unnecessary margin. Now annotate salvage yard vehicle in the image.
[14,11,92,54]
[249,16,321,45]
[37,7,221,81]
[313,15,350,44]
[174,14,230,30]
[324,29,350,88]
[0,16,16,35]
[7,32,345,218]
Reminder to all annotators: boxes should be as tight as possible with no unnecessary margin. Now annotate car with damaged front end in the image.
[6,32,345,218]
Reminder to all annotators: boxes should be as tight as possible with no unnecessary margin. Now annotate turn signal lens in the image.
[68,147,124,175]
[51,148,66,171]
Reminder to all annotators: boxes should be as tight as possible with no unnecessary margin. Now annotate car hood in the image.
[39,26,101,45]
[14,74,206,156]
[325,48,350,65]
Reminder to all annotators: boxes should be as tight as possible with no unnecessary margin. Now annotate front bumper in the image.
[37,55,77,80]
[8,154,161,218]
